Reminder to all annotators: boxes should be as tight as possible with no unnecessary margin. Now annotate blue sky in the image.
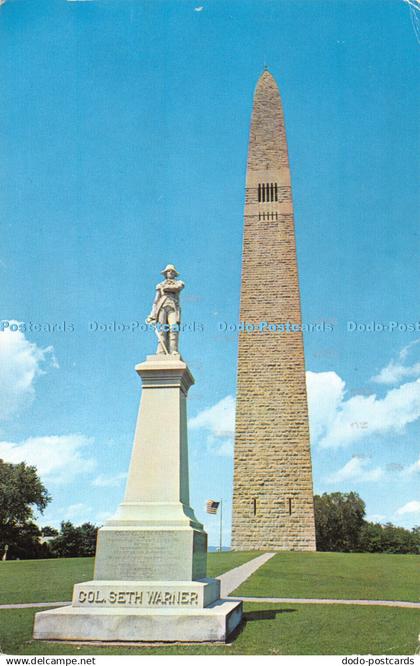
[0,0,419,547]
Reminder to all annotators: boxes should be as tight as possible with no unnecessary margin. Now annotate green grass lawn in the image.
[207,551,259,578]
[0,552,258,605]
[0,604,419,655]
[1,552,420,655]
[233,551,420,602]
[2,551,419,606]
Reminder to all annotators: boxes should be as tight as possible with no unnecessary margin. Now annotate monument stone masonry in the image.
[232,69,316,551]
[33,265,242,643]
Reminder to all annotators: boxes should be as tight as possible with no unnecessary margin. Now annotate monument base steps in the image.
[33,599,243,643]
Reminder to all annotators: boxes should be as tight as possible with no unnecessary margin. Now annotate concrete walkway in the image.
[2,597,420,611]
[0,601,71,610]
[231,596,420,609]
[217,552,276,596]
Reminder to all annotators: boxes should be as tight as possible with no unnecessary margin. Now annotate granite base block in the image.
[33,599,243,643]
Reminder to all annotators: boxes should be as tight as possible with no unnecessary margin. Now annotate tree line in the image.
[0,459,419,559]
[315,491,420,554]
[0,459,97,560]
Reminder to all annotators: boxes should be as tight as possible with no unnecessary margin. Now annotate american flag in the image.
[206,499,220,514]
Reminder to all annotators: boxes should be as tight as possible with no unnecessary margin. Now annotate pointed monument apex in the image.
[247,69,289,175]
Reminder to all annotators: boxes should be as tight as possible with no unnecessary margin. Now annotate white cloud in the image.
[189,396,235,457]
[190,359,420,455]
[306,370,420,449]
[189,395,235,437]
[396,500,420,516]
[404,454,420,475]
[64,503,92,521]
[372,340,420,385]
[0,323,57,421]
[0,434,96,484]
[399,340,420,361]
[372,360,420,385]
[327,456,384,483]
[96,511,113,524]
[92,472,127,487]
[306,371,345,443]
[206,434,233,458]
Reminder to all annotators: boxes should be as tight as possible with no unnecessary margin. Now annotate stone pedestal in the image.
[33,354,242,643]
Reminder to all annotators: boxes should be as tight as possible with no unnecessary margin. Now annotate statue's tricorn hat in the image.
[161,264,179,276]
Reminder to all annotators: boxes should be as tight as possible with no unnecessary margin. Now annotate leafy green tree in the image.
[358,521,384,552]
[316,491,420,554]
[359,521,420,554]
[8,522,52,560]
[412,526,420,554]
[412,526,420,542]
[50,521,98,558]
[0,459,51,559]
[41,526,59,537]
[314,491,366,552]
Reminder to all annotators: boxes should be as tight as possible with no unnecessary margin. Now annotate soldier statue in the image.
[146,264,184,355]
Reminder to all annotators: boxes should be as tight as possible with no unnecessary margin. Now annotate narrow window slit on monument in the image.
[258,184,261,202]
[288,498,292,515]
[252,498,257,515]
[275,183,278,201]
[270,183,274,201]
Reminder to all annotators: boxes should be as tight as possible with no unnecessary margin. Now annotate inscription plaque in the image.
[72,579,221,609]
[77,589,199,607]
[94,528,207,581]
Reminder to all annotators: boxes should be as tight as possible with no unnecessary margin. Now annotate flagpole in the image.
[219,499,223,552]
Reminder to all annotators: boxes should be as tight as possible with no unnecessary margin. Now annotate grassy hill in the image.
[233,551,420,602]
[1,551,419,655]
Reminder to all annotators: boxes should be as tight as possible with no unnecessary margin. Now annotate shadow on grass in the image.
[229,608,297,643]
[245,608,297,622]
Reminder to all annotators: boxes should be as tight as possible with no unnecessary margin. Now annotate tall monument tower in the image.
[231,70,316,551]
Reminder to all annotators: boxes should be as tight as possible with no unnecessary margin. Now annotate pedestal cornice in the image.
[135,354,194,395]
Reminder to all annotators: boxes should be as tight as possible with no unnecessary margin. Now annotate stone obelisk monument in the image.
[232,70,316,551]
[34,265,242,642]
